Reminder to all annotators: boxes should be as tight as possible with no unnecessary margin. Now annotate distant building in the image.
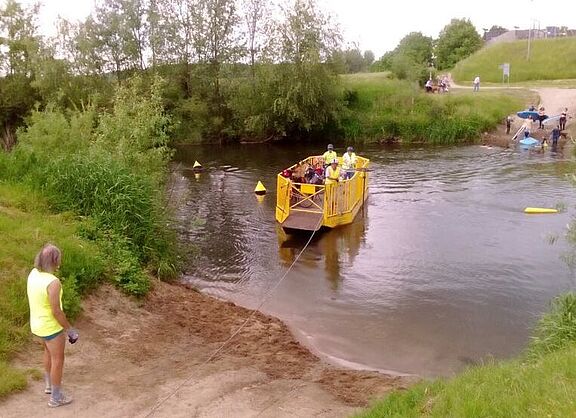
[484,25,576,46]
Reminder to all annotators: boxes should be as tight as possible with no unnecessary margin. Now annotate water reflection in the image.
[277,213,367,290]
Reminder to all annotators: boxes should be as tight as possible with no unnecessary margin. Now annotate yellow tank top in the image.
[27,268,63,337]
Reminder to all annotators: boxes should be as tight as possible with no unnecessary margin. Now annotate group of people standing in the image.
[322,144,358,184]
[514,105,570,147]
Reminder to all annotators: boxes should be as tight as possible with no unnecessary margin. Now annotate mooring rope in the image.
[144,216,324,417]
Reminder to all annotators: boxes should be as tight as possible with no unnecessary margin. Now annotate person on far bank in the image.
[538,106,546,129]
[551,125,561,146]
[559,107,568,131]
[342,146,358,179]
[506,116,513,134]
[325,159,342,185]
[27,244,78,408]
[473,76,480,92]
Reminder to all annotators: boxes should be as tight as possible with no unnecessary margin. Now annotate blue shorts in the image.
[38,330,64,341]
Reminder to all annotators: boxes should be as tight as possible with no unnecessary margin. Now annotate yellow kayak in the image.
[524,207,558,214]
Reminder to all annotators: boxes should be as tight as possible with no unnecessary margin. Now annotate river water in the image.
[171,143,576,377]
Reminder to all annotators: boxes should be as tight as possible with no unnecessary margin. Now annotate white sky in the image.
[14,0,576,59]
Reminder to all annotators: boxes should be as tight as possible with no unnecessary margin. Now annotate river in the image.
[171,142,576,377]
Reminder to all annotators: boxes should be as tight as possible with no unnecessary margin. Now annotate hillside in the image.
[451,37,576,83]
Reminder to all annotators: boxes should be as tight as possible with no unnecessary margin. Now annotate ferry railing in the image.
[276,155,369,225]
[324,156,369,219]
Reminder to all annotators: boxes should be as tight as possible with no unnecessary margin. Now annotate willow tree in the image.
[263,0,343,138]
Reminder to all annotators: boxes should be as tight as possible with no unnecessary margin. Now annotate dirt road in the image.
[1,281,414,418]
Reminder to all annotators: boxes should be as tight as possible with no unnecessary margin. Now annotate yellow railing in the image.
[275,155,369,228]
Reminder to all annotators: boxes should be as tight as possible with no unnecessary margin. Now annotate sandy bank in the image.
[1,280,414,417]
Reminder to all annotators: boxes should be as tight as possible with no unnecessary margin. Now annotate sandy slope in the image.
[1,282,414,418]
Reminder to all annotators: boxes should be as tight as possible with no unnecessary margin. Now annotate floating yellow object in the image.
[193,160,203,170]
[524,207,558,214]
[255,181,266,195]
[256,194,265,203]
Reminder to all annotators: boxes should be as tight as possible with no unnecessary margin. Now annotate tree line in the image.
[371,19,483,82]
[0,0,484,146]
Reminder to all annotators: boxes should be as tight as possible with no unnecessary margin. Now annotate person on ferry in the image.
[342,146,357,179]
[325,159,342,185]
[322,144,337,167]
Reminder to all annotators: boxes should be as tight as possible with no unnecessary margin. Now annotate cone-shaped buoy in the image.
[254,181,266,195]
[192,160,203,171]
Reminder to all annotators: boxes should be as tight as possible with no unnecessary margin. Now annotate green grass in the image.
[0,362,27,397]
[0,181,105,397]
[452,37,576,83]
[358,344,576,418]
[340,73,523,143]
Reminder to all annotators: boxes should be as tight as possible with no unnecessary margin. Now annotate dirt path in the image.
[1,281,414,417]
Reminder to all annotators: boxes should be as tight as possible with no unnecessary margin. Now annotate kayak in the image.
[519,137,539,146]
[542,114,561,126]
[517,110,539,120]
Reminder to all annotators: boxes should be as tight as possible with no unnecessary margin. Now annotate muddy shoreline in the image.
[2,280,415,417]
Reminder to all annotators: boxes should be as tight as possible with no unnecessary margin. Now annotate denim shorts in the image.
[38,330,64,341]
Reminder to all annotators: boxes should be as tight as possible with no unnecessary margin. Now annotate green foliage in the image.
[83,227,151,296]
[436,19,483,70]
[340,74,521,144]
[372,32,432,82]
[0,181,105,399]
[528,293,576,359]
[452,37,576,83]
[94,75,174,180]
[9,75,178,293]
[358,342,576,417]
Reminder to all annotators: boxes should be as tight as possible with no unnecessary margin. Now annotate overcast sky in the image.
[15,0,576,59]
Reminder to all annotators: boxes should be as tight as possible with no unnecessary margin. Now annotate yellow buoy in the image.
[254,181,266,195]
[256,194,265,203]
[524,207,558,214]
[192,160,203,171]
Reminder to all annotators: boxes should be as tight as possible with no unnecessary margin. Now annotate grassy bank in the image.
[340,74,523,144]
[0,76,179,397]
[357,293,576,417]
[452,37,576,84]
[0,182,104,397]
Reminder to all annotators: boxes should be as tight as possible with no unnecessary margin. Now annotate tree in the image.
[363,50,374,67]
[435,18,482,70]
[242,0,342,138]
[395,32,433,66]
[240,0,271,81]
[0,0,42,149]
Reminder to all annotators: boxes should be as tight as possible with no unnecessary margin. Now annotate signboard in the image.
[498,63,510,85]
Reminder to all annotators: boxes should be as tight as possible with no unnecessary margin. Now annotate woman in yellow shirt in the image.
[27,244,77,407]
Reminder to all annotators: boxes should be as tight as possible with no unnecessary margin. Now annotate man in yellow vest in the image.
[322,144,337,167]
[342,146,357,179]
[325,158,342,184]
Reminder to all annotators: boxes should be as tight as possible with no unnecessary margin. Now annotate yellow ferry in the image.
[275,155,370,231]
